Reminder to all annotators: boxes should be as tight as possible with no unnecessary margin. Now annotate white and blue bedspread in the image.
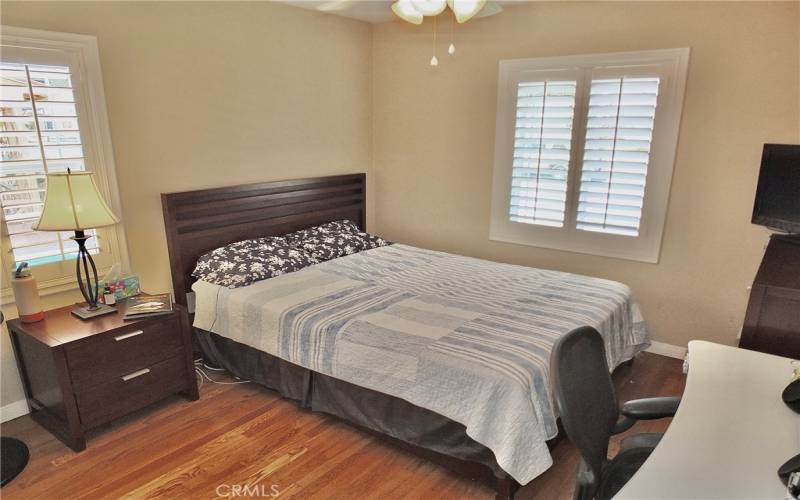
[192,244,649,483]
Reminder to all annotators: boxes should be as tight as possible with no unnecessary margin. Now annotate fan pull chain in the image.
[448,10,456,55]
[430,15,439,66]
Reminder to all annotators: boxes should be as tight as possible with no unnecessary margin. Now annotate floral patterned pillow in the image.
[361,232,391,250]
[284,219,361,246]
[296,231,392,262]
[193,236,317,288]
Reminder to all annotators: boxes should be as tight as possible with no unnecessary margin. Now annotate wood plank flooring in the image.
[1,352,684,499]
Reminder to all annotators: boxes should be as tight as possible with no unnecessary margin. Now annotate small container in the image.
[10,263,44,323]
[103,285,116,305]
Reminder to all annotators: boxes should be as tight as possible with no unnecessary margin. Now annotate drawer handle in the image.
[121,368,151,381]
[114,330,144,342]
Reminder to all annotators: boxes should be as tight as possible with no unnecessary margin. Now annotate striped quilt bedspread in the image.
[192,244,649,484]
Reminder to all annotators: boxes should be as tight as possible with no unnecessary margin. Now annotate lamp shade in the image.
[33,171,119,231]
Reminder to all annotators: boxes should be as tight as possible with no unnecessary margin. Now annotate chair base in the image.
[0,437,29,487]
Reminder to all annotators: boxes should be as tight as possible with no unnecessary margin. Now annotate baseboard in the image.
[1,399,29,424]
[646,341,687,360]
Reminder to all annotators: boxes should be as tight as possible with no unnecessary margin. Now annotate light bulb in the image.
[392,0,423,24]
[411,0,447,16]
[448,43,456,55]
[430,55,439,66]
[447,0,487,23]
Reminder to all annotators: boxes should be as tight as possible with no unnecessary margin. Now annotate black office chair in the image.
[550,326,681,500]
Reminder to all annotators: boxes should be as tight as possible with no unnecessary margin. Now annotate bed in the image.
[161,174,650,498]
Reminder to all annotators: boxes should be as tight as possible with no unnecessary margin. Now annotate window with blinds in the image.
[509,80,576,227]
[0,62,99,267]
[576,77,659,236]
[490,49,689,263]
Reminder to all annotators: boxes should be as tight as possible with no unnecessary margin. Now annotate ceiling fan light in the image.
[411,0,447,16]
[472,1,501,19]
[392,0,424,24]
[447,0,487,23]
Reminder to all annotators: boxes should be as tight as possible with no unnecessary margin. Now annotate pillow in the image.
[361,232,391,250]
[296,232,368,262]
[284,219,361,246]
[297,231,392,262]
[193,236,317,288]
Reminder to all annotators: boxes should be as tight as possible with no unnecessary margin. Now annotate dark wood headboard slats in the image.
[166,174,364,204]
[173,184,363,221]
[162,174,366,307]
[175,194,364,234]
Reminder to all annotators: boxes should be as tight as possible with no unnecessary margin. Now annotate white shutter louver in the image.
[0,61,99,266]
[576,77,659,236]
[508,80,577,228]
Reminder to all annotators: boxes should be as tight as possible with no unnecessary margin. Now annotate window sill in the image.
[489,231,661,264]
[1,268,111,305]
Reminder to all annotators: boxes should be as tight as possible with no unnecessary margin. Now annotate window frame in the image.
[1,26,129,300]
[490,48,690,263]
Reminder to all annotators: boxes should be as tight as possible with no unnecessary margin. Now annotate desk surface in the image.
[616,341,799,499]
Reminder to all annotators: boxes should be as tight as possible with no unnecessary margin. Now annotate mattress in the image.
[192,244,649,484]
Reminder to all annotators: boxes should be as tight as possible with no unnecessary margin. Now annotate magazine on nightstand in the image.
[123,293,173,320]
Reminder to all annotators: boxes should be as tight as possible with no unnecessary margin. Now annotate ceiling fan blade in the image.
[315,0,355,12]
[473,1,503,18]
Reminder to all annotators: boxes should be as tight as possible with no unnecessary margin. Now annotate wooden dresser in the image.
[739,235,800,359]
[6,298,198,451]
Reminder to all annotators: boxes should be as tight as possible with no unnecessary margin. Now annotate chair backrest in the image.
[550,326,620,494]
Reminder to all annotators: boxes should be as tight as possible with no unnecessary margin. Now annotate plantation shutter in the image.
[508,80,577,227]
[0,61,99,267]
[576,76,660,236]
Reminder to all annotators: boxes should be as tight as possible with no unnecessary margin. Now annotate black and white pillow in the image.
[284,219,361,246]
[360,232,391,250]
[193,236,317,288]
[296,231,391,262]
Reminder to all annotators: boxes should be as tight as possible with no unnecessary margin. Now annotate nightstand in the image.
[6,298,198,452]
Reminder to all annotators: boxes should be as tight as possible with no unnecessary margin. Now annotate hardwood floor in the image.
[1,352,684,499]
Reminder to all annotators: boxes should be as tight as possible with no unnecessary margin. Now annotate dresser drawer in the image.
[75,356,188,429]
[66,315,183,389]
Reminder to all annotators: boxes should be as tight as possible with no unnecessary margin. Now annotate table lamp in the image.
[34,169,120,319]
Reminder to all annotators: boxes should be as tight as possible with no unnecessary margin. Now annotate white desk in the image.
[616,341,800,499]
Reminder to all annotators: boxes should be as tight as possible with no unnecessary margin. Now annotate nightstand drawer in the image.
[75,356,188,429]
[66,315,183,389]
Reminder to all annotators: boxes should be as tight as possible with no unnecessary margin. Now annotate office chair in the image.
[551,326,681,500]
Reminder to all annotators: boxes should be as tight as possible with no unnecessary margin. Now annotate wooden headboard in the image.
[161,173,366,307]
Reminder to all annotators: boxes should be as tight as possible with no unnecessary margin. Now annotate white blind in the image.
[576,77,660,236]
[508,80,577,227]
[0,61,99,267]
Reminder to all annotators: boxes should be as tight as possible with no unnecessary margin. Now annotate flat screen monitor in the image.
[751,144,800,233]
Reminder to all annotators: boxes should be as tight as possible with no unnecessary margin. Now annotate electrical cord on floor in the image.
[194,358,251,389]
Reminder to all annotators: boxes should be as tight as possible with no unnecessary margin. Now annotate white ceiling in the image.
[279,0,515,24]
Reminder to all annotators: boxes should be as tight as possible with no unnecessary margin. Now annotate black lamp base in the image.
[71,303,116,320]
[1,437,29,487]
[71,230,114,320]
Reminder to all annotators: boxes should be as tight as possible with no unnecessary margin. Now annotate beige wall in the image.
[372,2,799,348]
[0,1,372,407]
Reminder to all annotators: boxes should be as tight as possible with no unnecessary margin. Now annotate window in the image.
[490,49,689,263]
[1,62,101,266]
[1,26,128,297]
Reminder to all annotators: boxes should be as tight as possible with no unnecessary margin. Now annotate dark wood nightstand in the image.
[6,297,199,452]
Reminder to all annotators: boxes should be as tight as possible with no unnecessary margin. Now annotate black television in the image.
[751,144,800,234]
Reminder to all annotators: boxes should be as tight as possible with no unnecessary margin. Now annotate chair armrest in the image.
[620,396,681,420]
[612,414,636,435]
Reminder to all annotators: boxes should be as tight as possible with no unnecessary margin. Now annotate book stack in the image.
[123,293,173,320]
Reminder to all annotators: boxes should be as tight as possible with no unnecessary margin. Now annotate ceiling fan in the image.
[313,0,504,23]
[390,0,503,24]
[311,0,504,66]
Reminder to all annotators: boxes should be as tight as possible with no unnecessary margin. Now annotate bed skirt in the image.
[194,329,507,480]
